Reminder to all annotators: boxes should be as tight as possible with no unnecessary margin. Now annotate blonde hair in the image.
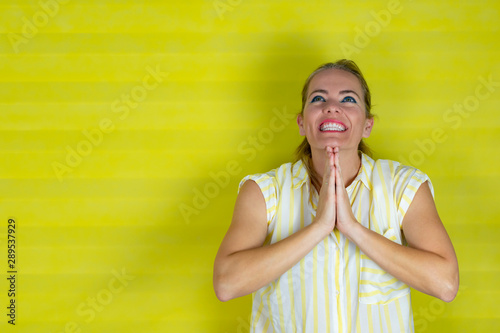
[294,59,374,190]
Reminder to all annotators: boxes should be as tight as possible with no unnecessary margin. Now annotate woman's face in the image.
[297,68,373,152]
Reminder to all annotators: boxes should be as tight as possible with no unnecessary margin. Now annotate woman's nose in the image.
[324,101,340,113]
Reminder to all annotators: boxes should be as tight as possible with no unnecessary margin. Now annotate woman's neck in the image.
[311,147,362,189]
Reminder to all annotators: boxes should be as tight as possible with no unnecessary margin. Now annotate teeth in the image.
[320,122,346,132]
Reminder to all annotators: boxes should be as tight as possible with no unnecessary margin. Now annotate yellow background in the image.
[1,0,499,332]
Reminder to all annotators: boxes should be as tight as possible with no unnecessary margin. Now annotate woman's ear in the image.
[297,114,306,136]
[362,117,374,138]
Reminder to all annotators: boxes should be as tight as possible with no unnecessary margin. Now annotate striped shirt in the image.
[239,153,433,333]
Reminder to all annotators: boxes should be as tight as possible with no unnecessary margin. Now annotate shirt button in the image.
[336,290,340,295]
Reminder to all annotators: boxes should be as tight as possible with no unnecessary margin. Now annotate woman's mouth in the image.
[319,121,347,132]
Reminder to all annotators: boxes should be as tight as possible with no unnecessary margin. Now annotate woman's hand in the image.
[314,147,337,233]
[315,146,358,234]
[332,147,358,236]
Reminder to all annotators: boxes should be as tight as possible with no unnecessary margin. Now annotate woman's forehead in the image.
[308,68,362,94]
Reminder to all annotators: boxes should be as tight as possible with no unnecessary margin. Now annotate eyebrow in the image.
[308,89,328,98]
[339,89,362,99]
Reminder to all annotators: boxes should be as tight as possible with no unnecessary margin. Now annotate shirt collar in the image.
[292,160,308,189]
[352,152,374,191]
[291,152,374,191]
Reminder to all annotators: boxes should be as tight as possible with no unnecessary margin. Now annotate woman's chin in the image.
[311,140,360,152]
[313,139,345,150]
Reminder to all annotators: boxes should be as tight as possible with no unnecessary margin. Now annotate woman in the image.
[213,59,459,332]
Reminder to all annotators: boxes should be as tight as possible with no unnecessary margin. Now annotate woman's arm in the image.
[334,153,459,302]
[213,152,339,302]
[213,181,330,301]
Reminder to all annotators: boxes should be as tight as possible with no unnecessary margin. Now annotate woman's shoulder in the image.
[363,153,426,177]
[363,153,434,198]
[237,161,301,225]
[238,160,305,192]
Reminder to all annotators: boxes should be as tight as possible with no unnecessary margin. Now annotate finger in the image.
[334,152,351,213]
[335,154,350,205]
[322,148,331,186]
[323,147,333,184]
[334,150,343,188]
[334,151,352,211]
[326,148,335,189]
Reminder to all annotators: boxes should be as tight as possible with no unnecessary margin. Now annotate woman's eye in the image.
[311,95,325,103]
[342,96,357,103]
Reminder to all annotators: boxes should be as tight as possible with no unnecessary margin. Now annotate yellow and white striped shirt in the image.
[239,153,433,333]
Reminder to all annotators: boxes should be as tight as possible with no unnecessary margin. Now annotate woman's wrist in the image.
[340,218,364,244]
[311,216,335,239]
